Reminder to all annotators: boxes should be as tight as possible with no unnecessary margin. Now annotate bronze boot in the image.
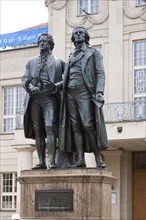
[70,132,86,168]
[32,137,47,170]
[87,132,106,169]
[47,133,57,169]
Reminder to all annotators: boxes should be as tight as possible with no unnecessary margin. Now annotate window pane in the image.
[14,173,17,192]
[91,0,99,13]
[3,118,13,133]
[79,0,99,15]
[2,196,12,209]
[16,86,25,112]
[134,97,146,119]
[134,69,146,94]
[3,87,14,115]
[134,41,146,66]
[1,173,17,210]
[2,173,13,192]
[14,196,17,209]
[79,0,88,14]
[136,0,146,6]
[3,86,25,133]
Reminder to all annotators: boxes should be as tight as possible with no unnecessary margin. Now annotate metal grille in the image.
[104,100,146,122]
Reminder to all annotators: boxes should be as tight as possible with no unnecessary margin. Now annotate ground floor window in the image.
[1,173,17,210]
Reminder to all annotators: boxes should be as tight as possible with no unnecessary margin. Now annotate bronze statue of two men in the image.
[21,26,108,170]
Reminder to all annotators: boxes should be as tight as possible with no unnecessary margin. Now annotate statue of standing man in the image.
[21,33,64,169]
[59,26,108,169]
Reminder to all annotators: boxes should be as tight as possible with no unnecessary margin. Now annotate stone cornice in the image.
[124,22,146,33]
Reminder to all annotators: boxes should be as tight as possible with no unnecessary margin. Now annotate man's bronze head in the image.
[37,33,55,51]
[71,26,90,46]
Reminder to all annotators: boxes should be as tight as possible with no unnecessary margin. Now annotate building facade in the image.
[0,0,146,219]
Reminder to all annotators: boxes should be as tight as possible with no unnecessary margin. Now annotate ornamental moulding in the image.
[66,0,109,29]
[49,0,67,10]
[46,0,109,29]
[123,0,146,20]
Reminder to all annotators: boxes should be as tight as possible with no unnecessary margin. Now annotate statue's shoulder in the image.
[87,46,100,54]
[88,46,95,51]
[28,55,39,63]
[54,55,65,64]
[86,46,97,57]
[89,47,103,58]
[25,56,38,66]
[53,55,65,70]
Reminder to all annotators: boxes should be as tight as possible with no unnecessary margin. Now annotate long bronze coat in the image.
[21,54,64,139]
[58,46,108,152]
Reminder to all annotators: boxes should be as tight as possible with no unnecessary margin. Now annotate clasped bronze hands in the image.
[26,77,56,95]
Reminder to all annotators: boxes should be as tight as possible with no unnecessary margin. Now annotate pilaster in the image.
[13,144,35,214]
[108,0,124,102]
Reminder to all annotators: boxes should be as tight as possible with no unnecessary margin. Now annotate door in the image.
[132,152,146,220]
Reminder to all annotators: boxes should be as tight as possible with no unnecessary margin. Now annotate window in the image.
[79,0,99,15]
[136,0,146,6]
[134,97,146,119]
[133,40,146,96]
[3,86,25,133]
[1,173,17,210]
[133,40,146,119]
[134,41,146,66]
[134,69,146,94]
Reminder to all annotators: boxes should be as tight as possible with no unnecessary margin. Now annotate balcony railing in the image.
[15,101,146,129]
[104,101,146,123]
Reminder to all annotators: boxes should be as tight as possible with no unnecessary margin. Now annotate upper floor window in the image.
[3,86,25,133]
[133,40,146,95]
[1,173,17,210]
[136,0,146,6]
[79,0,99,15]
[134,40,146,66]
[134,96,146,119]
[133,40,146,119]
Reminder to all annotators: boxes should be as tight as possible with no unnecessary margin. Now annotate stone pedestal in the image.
[17,169,115,220]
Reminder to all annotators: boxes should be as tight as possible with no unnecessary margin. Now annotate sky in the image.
[0,0,48,34]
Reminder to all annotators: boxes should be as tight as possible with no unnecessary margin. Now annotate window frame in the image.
[1,173,17,210]
[2,86,25,133]
[133,40,146,119]
[133,40,146,98]
[136,0,146,7]
[78,0,99,16]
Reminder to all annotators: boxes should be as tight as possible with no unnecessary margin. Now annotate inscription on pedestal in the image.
[35,190,73,211]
